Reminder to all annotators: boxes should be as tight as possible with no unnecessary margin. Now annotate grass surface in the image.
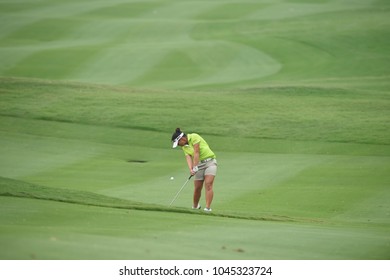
[0,0,389,260]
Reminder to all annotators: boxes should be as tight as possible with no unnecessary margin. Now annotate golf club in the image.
[169,175,193,206]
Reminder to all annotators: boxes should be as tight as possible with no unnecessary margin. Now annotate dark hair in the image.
[171,128,185,141]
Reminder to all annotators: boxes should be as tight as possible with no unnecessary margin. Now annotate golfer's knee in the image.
[205,182,213,191]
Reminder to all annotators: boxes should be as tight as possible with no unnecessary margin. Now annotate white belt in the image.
[201,158,215,163]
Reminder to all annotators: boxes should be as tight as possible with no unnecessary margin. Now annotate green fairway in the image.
[0,0,389,260]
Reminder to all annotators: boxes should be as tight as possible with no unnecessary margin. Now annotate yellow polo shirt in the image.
[182,133,215,161]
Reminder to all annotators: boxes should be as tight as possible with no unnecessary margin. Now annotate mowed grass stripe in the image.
[2,1,387,88]
[0,1,219,85]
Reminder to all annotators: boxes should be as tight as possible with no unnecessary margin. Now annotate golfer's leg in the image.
[204,175,215,209]
[193,180,203,208]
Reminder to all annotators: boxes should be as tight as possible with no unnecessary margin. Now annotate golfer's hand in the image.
[191,166,199,175]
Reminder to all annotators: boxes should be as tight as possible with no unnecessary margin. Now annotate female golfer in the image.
[171,128,217,212]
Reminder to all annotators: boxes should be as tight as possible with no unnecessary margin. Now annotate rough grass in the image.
[1,77,389,145]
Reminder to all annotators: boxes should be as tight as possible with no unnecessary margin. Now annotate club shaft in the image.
[169,175,193,206]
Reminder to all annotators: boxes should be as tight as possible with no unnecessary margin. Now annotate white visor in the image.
[172,132,184,148]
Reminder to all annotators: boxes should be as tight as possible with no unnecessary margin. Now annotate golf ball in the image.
[170,176,174,180]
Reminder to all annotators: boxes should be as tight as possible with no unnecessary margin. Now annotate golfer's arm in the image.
[185,155,193,172]
[193,143,200,167]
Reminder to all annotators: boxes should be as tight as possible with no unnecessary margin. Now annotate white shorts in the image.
[194,159,217,181]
